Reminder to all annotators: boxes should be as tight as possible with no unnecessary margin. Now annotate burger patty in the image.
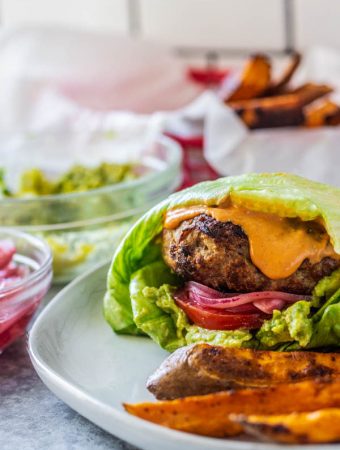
[162,214,340,294]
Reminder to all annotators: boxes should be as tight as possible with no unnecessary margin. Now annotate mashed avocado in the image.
[0,169,11,197]
[113,259,340,352]
[1,162,138,197]
[256,301,313,348]
[0,162,141,282]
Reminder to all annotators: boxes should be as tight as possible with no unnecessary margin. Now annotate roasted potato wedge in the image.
[304,99,340,127]
[263,52,301,96]
[224,54,271,102]
[232,408,340,444]
[125,379,340,438]
[229,94,304,128]
[290,82,333,105]
[228,82,332,129]
[221,51,335,129]
[147,344,340,400]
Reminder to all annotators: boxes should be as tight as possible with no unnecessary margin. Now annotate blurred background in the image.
[1,0,340,59]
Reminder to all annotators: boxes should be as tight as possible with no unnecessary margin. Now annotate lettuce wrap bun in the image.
[104,173,340,351]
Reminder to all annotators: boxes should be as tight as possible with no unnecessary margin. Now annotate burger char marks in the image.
[162,214,340,294]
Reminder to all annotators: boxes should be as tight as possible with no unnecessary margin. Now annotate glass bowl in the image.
[0,229,52,352]
[0,135,182,283]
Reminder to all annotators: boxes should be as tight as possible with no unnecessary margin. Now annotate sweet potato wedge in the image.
[224,54,271,102]
[230,95,304,128]
[228,82,332,129]
[147,344,340,400]
[304,99,340,127]
[232,408,340,443]
[124,379,340,438]
[263,52,301,96]
[290,82,333,105]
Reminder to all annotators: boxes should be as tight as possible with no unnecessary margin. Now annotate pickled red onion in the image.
[175,281,310,315]
[0,240,16,270]
[0,241,29,289]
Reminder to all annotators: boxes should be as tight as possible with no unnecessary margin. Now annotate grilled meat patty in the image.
[162,214,340,294]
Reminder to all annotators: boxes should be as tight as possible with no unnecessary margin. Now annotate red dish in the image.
[165,133,219,188]
[188,67,230,86]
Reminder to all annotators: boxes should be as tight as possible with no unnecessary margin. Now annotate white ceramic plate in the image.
[29,262,337,450]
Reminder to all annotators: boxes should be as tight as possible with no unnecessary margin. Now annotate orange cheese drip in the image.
[164,206,339,280]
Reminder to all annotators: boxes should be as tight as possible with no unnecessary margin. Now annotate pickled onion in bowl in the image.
[0,231,52,352]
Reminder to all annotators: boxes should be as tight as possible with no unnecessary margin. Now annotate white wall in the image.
[1,0,340,55]
[1,0,129,33]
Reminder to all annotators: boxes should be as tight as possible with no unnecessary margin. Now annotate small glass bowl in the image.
[0,229,52,352]
[0,135,182,283]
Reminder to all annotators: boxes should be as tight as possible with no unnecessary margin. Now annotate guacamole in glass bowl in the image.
[0,135,182,283]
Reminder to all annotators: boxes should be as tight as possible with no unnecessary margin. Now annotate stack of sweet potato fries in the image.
[125,346,340,444]
[221,53,340,129]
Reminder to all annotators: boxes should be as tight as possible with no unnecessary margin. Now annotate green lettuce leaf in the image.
[307,279,340,348]
[129,261,187,351]
[104,173,340,350]
[128,260,252,351]
[103,202,167,334]
[308,303,340,348]
[311,268,340,307]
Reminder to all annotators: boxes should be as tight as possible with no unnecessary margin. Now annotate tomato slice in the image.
[176,298,267,330]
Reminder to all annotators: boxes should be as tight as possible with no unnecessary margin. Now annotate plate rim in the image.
[28,261,335,450]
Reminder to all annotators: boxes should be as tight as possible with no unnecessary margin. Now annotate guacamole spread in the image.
[0,162,138,197]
